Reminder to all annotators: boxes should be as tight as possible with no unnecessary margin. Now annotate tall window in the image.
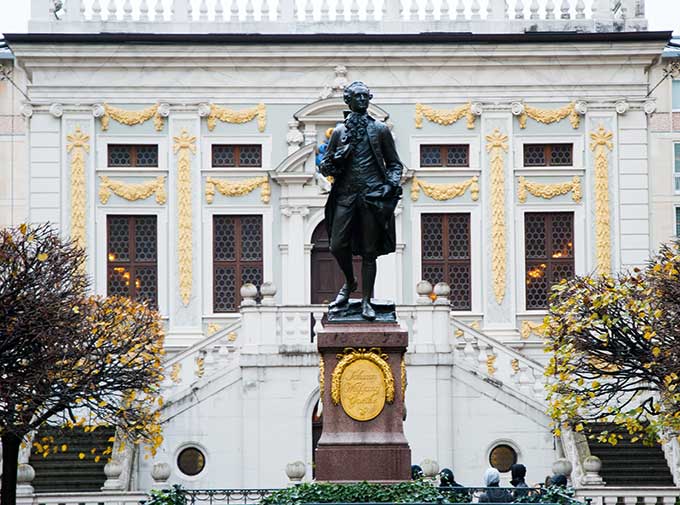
[212,145,262,168]
[107,215,158,308]
[676,207,680,237]
[523,144,573,167]
[419,145,469,168]
[674,144,680,193]
[108,144,158,167]
[213,215,263,312]
[524,212,574,310]
[421,213,471,310]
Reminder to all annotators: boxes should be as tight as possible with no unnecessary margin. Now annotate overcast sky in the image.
[0,0,678,35]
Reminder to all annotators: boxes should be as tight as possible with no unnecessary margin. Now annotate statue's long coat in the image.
[319,115,403,257]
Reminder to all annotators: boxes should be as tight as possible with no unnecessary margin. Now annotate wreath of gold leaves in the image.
[411,176,479,202]
[331,347,395,406]
[205,176,271,204]
[100,103,165,132]
[98,175,167,205]
[518,102,580,129]
[206,103,267,132]
[415,102,476,129]
[517,176,581,203]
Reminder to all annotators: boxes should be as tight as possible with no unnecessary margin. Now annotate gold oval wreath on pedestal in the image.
[331,348,395,422]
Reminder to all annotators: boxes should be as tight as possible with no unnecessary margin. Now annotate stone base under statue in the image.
[315,322,411,482]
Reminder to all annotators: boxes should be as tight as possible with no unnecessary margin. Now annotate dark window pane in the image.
[447,214,470,259]
[421,214,444,260]
[214,216,236,261]
[526,261,549,309]
[108,145,132,167]
[550,213,574,259]
[108,216,130,262]
[550,144,573,166]
[135,266,158,307]
[134,216,157,262]
[238,145,262,167]
[525,214,547,259]
[135,145,159,167]
[212,145,235,167]
[445,145,469,167]
[108,266,130,297]
[524,145,546,166]
[240,216,263,261]
[214,265,237,312]
[422,264,445,286]
[448,263,471,310]
[420,146,442,167]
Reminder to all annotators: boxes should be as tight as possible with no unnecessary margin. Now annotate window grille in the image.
[107,144,158,167]
[212,145,262,168]
[523,144,573,167]
[419,145,469,168]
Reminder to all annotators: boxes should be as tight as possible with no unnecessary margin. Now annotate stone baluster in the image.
[532,373,544,399]
[91,0,103,21]
[575,0,585,18]
[139,0,150,21]
[560,0,570,18]
[199,0,209,20]
[123,0,133,20]
[366,0,375,20]
[261,0,270,20]
[350,0,359,20]
[304,0,314,20]
[517,362,534,393]
[154,0,164,21]
[335,0,345,21]
[477,340,489,375]
[424,0,434,20]
[173,0,190,22]
[514,0,524,18]
[107,0,117,20]
[312,311,324,340]
[276,0,283,21]
[456,0,465,20]
[245,0,255,20]
[320,0,330,19]
[603,496,618,505]
[661,498,676,505]
[230,0,240,21]
[529,0,539,18]
[487,0,505,19]
[65,0,83,21]
[545,0,555,19]
[432,283,451,352]
[634,0,645,18]
[463,333,477,368]
[470,0,481,19]
[440,0,449,20]
[409,0,418,20]
[623,497,636,505]
[384,0,400,21]
[215,0,224,21]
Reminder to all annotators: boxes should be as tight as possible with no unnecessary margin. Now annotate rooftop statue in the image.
[319,81,403,321]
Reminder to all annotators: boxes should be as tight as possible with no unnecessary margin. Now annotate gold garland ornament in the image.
[67,127,90,252]
[205,176,271,204]
[486,354,497,376]
[331,348,395,421]
[207,323,222,336]
[410,176,479,202]
[170,363,181,384]
[518,102,580,129]
[319,356,325,404]
[100,103,165,132]
[590,125,613,276]
[517,176,581,204]
[415,102,476,129]
[207,103,267,132]
[173,129,197,306]
[400,356,407,401]
[486,128,508,304]
[520,320,546,340]
[98,176,167,205]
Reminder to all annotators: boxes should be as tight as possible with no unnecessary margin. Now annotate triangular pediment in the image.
[294,97,389,123]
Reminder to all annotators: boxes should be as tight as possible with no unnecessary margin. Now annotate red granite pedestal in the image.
[315,322,411,481]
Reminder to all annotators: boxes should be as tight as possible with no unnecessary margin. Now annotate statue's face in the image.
[347,86,371,113]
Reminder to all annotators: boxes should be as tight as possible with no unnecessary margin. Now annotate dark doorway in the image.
[311,400,322,478]
[310,220,362,304]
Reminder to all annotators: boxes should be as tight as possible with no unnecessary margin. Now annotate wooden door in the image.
[310,220,362,304]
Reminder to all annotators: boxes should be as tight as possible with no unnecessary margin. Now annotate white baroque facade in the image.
[4,0,678,495]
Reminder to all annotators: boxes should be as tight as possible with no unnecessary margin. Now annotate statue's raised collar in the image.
[343,110,375,121]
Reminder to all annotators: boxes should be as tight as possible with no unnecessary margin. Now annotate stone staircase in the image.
[29,425,115,492]
[586,423,675,487]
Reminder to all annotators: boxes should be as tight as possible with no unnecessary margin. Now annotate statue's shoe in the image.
[361,299,376,321]
[329,281,357,308]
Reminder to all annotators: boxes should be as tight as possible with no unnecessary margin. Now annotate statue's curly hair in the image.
[343,81,373,105]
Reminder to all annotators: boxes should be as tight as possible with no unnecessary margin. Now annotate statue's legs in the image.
[361,256,377,320]
[329,204,357,308]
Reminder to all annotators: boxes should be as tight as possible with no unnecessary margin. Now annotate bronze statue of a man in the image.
[319,81,403,320]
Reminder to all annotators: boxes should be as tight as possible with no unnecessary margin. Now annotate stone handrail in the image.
[17,491,148,505]
[575,487,679,505]
[30,0,647,34]
[660,432,680,486]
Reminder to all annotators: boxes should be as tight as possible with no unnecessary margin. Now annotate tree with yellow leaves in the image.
[544,240,680,447]
[0,224,164,505]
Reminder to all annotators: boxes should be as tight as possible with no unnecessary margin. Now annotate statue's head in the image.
[343,81,372,114]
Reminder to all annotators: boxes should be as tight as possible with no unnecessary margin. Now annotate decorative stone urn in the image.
[285,461,306,483]
[420,459,439,478]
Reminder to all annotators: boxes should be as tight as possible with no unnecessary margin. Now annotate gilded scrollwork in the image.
[518,102,580,129]
[520,320,546,340]
[590,125,614,276]
[100,103,165,131]
[486,128,508,304]
[170,363,181,384]
[410,176,479,202]
[400,355,407,402]
[67,127,90,251]
[98,175,167,205]
[486,354,497,376]
[205,176,271,204]
[517,175,581,203]
[173,129,197,306]
[415,102,476,129]
[331,347,395,406]
[206,103,267,132]
[319,356,325,401]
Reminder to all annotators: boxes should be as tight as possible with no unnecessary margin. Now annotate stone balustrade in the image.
[15,491,148,505]
[29,0,647,33]
[575,487,679,505]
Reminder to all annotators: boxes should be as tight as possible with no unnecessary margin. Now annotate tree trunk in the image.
[1,432,21,505]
